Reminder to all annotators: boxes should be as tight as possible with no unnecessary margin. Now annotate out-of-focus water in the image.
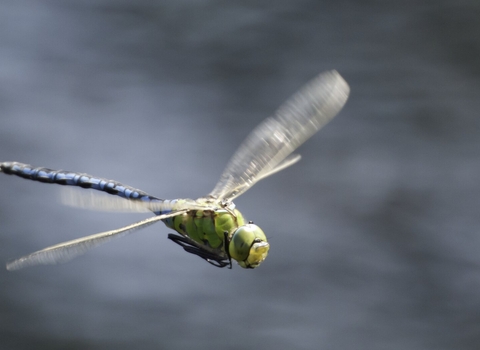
[1,1,479,349]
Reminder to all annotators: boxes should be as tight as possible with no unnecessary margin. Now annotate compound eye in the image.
[229,225,256,262]
[229,224,269,267]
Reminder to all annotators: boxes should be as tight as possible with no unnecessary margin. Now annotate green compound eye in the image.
[229,224,269,269]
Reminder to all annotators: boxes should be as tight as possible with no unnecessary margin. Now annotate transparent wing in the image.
[256,154,301,182]
[59,188,210,213]
[209,70,350,202]
[60,188,165,212]
[6,210,187,271]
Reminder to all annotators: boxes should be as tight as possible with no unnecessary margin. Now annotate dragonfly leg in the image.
[167,233,230,268]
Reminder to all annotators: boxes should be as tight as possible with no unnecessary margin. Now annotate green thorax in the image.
[163,200,245,250]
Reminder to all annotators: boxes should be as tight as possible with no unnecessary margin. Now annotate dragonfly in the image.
[1,70,350,271]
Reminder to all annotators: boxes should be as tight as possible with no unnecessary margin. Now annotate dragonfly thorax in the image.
[165,204,269,269]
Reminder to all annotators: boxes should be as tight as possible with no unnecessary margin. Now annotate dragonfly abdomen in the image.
[0,161,163,205]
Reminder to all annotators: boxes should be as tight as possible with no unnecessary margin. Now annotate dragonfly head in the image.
[229,223,269,269]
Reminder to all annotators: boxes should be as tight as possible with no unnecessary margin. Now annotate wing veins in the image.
[209,70,350,202]
[6,210,187,271]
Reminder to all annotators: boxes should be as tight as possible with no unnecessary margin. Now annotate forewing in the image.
[209,70,350,202]
[6,210,186,271]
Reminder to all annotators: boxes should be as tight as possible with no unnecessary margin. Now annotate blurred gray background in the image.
[1,1,479,349]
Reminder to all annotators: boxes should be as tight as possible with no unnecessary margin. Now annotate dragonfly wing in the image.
[209,70,350,202]
[255,154,301,182]
[60,188,159,212]
[6,210,187,271]
[60,188,211,213]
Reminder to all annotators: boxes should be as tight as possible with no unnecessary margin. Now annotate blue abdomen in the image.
[0,162,170,215]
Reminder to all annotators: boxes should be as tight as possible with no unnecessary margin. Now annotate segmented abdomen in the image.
[0,162,169,214]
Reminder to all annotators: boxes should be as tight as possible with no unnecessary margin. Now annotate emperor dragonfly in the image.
[1,70,349,270]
